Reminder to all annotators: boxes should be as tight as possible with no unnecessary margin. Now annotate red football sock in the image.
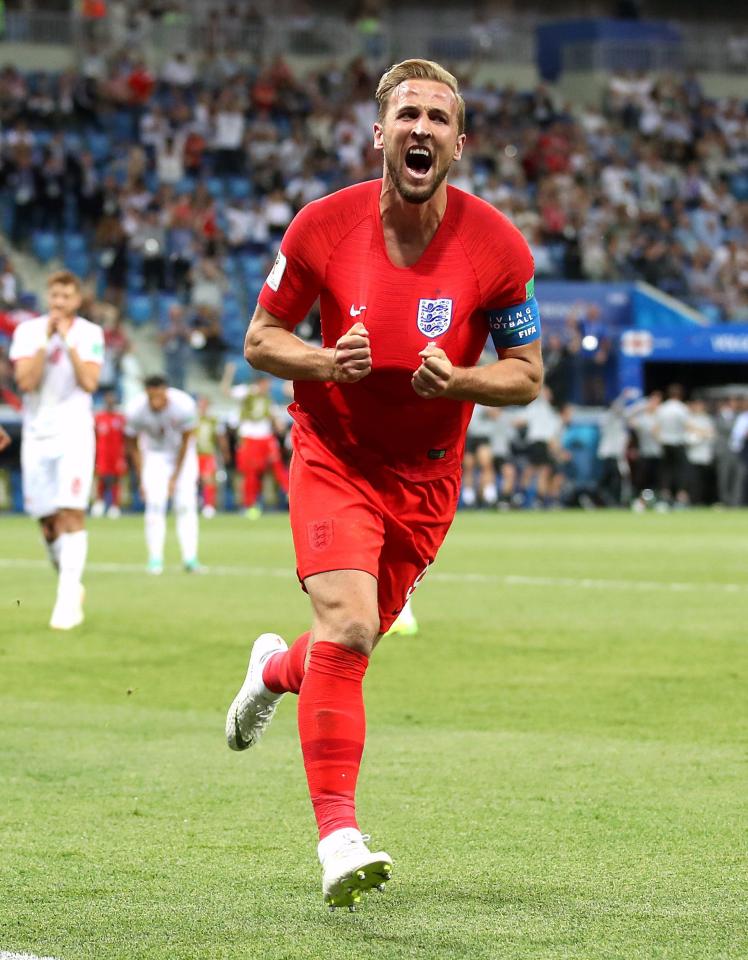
[297,640,369,840]
[203,482,216,508]
[262,631,310,695]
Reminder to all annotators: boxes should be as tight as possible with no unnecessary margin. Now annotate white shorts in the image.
[142,450,198,510]
[22,427,95,519]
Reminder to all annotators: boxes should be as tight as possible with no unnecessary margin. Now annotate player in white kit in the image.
[9,271,103,630]
[125,375,201,575]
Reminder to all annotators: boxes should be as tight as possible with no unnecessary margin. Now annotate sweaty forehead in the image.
[389,79,457,112]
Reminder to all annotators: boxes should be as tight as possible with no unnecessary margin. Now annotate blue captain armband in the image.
[488,296,542,349]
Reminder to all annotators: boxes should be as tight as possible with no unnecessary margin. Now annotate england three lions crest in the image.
[417,298,453,338]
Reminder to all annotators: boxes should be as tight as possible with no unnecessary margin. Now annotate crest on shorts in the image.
[417,298,452,338]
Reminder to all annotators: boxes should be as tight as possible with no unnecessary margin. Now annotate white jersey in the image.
[9,315,104,439]
[655,399,689,446]
[125,388,198,459]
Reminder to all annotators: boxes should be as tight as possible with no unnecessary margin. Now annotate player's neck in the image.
[379,180,448,268]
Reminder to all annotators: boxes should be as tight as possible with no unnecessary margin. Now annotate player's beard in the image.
[384,144,453,205]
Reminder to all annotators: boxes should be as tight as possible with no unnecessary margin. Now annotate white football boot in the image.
[320,828,393,911]
[225,633,288,751]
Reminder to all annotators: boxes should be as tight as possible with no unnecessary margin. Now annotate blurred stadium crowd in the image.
[0,1,747,512]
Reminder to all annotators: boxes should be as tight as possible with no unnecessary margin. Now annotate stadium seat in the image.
[87,132,112,164]
[64,250,91,277]
[127,293,153,327]
[240,255,265,280]
[228,177,251,200]
[157,293,182,327]
[175,177,196,196]
[31,230,59,264]
[730,173,748,201]
[206,177,225,199]
[62,232,88,256]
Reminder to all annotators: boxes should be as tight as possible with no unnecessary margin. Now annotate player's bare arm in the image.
[0,425,11,452]
[412,340,542,406]
[169,430,194,496]
[245,305,372,384]
[13,343,49,394]
[60,329,101,394]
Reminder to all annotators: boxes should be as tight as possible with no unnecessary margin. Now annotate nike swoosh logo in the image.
[349,305,367,317]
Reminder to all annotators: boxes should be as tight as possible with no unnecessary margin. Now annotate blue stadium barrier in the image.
[31,230,59,264]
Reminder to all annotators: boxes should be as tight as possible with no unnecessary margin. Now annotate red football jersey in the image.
[95,411,126,460]
[259,179,534,480]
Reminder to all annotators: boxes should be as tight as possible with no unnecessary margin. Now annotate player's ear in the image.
[452,133,466,162]
[373,122,384,152]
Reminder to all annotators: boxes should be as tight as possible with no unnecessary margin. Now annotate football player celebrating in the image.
[225,59,543,910]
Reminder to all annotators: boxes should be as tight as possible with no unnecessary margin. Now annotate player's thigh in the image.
[377,473,459,634]
[289,430,385,583]
[304,569,380,648]
[21,436,57,518]
[142,454,170,508]
[55,433,95,511]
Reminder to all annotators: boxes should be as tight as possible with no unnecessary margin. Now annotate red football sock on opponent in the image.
[297,641,369,840]
[262,631,310,695]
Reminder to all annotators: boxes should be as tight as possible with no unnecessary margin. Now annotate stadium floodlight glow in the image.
[582,335,599,351]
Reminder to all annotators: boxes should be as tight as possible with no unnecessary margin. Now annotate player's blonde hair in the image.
[375,59,465,135]
[47,269,82,291]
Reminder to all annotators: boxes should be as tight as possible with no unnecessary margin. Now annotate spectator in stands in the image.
[7,149,37,248]
[159,303,191,390]
[93,214,128,309]
[131,205,167,292]
[189,257,227,378]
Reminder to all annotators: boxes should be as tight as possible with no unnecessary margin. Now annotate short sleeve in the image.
[177,395,198,431]
[480,219,541,350]
[9,320,42,361]
[258,201,326,328]
[124,401,142,437]
[76,323,105,365]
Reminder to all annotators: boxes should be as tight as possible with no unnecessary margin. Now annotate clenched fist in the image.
[412,343,454,399]
[331,322,372,384]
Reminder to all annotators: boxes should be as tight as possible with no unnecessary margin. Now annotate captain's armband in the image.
[488,296,541,350]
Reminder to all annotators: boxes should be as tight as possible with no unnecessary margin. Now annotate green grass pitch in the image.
[0,510,746,960]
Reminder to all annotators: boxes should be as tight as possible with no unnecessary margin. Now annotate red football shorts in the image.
[289,424,460,633]
[237,435,282,473]
[198,453,216,476]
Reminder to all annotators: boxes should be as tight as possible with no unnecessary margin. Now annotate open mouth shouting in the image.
[405,145,434,179]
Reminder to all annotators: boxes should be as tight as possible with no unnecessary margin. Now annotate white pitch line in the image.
[1,952,61,960]
[0,557,744,594]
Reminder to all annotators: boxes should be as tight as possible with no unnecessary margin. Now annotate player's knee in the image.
[329,615,379,656]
